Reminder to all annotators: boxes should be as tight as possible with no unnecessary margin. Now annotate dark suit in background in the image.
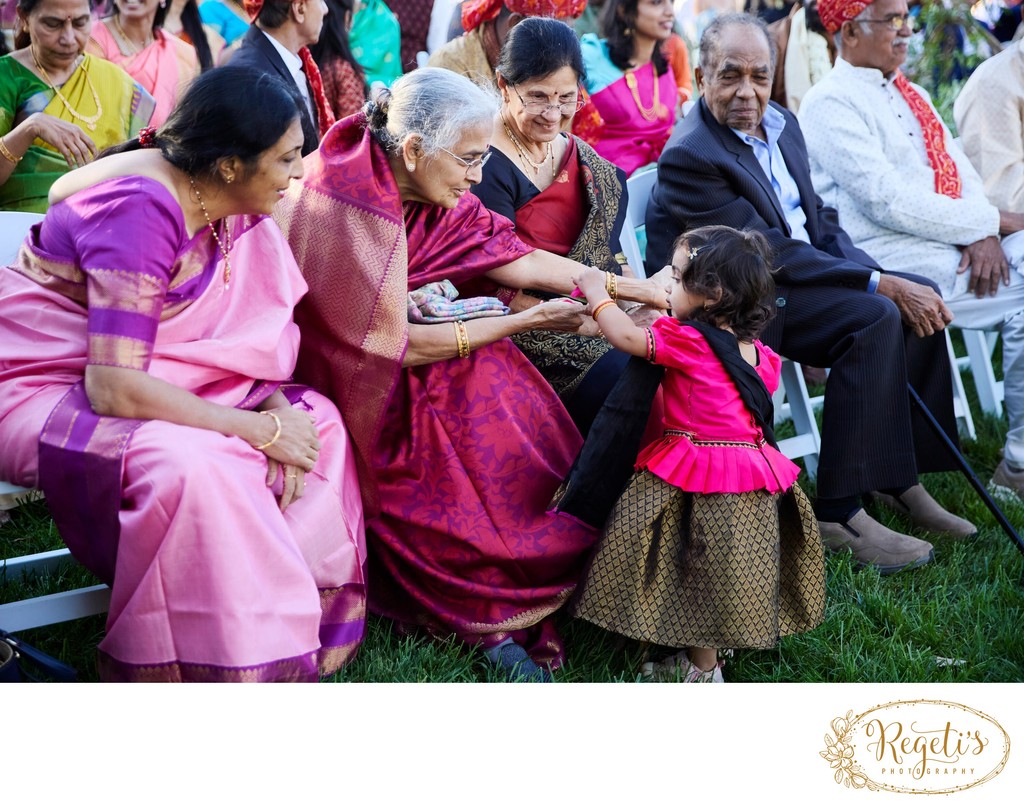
[229,25,321,155]
[645,98,958,502]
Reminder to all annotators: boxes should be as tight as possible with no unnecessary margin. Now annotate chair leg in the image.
[962,328,1004,418]
[776,359,821,479]
[946,330,977,440]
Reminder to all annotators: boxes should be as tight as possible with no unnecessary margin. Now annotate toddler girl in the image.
[569,225,826,682]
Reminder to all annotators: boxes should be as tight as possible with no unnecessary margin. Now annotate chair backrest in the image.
[0,211,45,265]
[619,168,659,278]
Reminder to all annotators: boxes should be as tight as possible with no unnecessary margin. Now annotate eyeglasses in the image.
[859,14,916,32]
[511,84,586,116]
[439,147,492,171]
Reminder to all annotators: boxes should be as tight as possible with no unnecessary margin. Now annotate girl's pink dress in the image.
[637,317,800,493]
[570,318,825,651]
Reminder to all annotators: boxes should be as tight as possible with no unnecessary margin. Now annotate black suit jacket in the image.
[228,25,320,156]
[645,99,882,287]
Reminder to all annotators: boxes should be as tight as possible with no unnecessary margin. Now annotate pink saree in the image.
[88,22,200,127]
[276,115,597,666]
[0,176,366,682]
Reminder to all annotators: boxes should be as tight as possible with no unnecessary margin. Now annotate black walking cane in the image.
[908,383,1024,561]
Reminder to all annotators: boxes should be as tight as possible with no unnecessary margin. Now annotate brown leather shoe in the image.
[990,460,1024,500]
[819,508,934,574]
[869,484,977,538]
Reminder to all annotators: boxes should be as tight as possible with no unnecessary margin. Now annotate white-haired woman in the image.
[277,67,668,682]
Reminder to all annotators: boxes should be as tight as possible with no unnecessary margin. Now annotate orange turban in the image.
[816,0,873,33]
[243,0,264,20]
[461,0,588,33]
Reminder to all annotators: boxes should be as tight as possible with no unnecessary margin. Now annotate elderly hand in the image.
[571,266,609,302]
[957,236,1010,298]
[645,265,674,310]
[256,405,321,472]
[265,459,306,512]
[29,112,97,169]
[526,297,587,332]
[876,274,953,338]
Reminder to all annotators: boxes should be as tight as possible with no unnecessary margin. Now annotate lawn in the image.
[3,359,1024,683]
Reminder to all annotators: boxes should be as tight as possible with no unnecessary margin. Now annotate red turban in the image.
[243,0,263,20]
[817,0,873,33]
[461,0,588,33]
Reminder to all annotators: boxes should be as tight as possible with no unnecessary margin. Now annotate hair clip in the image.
[138,126,157,148]
[687,246,700,260]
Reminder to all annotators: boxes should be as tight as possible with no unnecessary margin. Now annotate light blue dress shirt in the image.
[731,105,881,293]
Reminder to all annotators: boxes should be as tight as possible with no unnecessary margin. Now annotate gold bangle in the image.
[0,137,21,166]
[252,410,282,450]
[592,299,617,319]
[454,320,470,359]
[605,271,618,300]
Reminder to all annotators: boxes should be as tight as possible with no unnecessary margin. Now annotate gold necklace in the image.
[624,67,664,122]
[31,48,102,131]
[502,116,554,177]
[189,175,234,289]
[112,14,152,56]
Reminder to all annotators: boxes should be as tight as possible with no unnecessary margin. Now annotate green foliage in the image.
[905,0,993,131]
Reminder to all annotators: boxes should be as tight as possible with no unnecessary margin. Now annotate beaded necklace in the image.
[501,114,554,178]
[31,48,102,131]
[189,176,234,289]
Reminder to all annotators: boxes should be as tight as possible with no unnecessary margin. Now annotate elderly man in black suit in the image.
[645,11,975,574]
[229,0,332,155]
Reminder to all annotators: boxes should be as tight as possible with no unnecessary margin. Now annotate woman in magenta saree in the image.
[277,68,669,681]
[0,67,366,682]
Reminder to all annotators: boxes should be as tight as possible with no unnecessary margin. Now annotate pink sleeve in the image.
[649,317,708,370]
[755,340,783,395]
[70,179,186,371]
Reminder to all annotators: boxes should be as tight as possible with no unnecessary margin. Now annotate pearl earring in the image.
[407,163,415,171]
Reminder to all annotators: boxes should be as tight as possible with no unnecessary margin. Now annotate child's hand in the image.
[571,266,608,302]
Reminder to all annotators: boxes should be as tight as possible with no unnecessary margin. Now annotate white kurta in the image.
[799,58,999,298]
[954,40,1024,213]
[800,57,1024,466]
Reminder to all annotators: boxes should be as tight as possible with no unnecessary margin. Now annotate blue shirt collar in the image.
[730,104,787,149]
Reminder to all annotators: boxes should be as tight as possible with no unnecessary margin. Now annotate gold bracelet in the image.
[252,410,282,450]
[605,271,618,300]
[622,302,644,315]
[0,137,21,166]
[591,299,617,319]
[454,320,471,359]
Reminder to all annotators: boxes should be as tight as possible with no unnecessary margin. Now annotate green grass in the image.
[3,363,1024,683]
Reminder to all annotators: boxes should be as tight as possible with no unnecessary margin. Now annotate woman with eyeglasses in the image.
[277,66,670,681]
[474,17,665,433]
[574,0,679,176]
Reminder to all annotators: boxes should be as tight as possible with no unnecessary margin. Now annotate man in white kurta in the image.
[800,0,1024,498]
[954,39,1024,213]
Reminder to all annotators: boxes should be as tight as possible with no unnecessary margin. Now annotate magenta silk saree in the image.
[277,115,597,666]
[0,177,366,682]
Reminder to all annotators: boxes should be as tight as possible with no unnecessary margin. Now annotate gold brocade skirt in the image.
[571,471,826,649]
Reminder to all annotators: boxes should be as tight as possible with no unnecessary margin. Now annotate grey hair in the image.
[833,7,872,55]
[365,68,499,157]
[698,12,777,74]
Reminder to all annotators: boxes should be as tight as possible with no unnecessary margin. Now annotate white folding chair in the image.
[959,327,1004,418]
[620,168,658,278]
[617,171,822,475]
[0,211,111,632]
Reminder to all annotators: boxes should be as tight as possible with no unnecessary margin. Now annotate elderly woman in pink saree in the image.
[277,67,669,681]
[0,66,366,682]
